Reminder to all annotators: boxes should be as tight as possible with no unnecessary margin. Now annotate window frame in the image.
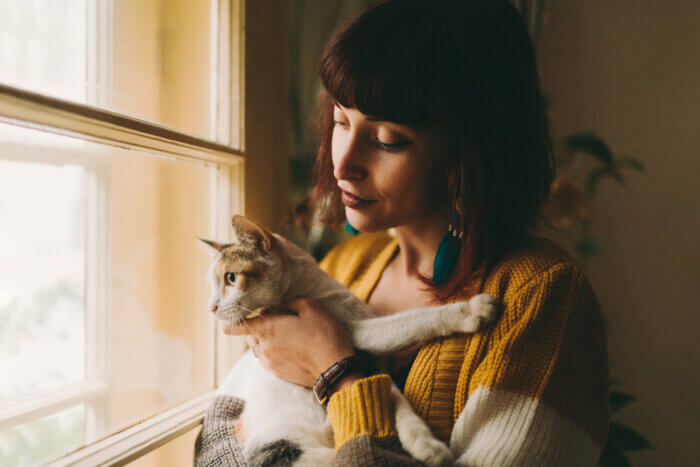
[0,0,247,463]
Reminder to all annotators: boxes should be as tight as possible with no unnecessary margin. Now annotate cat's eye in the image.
[225,272,236,285]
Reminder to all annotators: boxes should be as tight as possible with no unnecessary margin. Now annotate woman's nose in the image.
[333,131,366,181]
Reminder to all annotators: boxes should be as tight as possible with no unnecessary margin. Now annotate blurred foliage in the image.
[543,132,645,267]
[599,390,653,466]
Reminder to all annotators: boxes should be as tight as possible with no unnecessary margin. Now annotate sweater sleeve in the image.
[193,395,247,466]
[449,262,610,466]
[327,374,425,466]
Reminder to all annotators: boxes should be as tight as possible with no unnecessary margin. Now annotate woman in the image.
[196,0,609,465]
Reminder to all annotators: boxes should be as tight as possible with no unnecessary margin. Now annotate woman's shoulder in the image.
[319,231,397,286]
[472,232,601,329]
[474,232,583,296]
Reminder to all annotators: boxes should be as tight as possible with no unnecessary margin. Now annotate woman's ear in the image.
[230,215,273,252]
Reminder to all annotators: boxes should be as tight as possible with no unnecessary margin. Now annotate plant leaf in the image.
[585,167,607,197]
[614,155,646,173]
[599,442,630,467]
[565,132,614,166]
[610,391,636,413]
[609,422,653,451]
[585,167,626,197]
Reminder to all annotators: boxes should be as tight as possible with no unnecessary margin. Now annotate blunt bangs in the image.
[319,1,462,126]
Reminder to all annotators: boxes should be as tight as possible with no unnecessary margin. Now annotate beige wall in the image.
[243,0,291,232]
[539,1,700,465]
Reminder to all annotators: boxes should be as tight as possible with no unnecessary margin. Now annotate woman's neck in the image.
[390,211,449,280]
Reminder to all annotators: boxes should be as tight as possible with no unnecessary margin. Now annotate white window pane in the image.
[0,122,226,462]
[0,0,88,103]
[0,404,86,466]
[0,160,87,401]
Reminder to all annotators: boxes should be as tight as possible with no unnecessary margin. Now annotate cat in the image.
[199,215,499,466]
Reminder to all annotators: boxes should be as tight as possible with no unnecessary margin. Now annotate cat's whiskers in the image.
[225,313,244,333]
[224,305,258,335]
[234,303,255,313]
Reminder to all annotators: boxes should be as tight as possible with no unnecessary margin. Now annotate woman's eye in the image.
[375,139,406,153]
[225,272,236,285]
[332,119,349,128]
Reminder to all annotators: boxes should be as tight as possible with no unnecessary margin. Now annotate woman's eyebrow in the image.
[369,118,418,136]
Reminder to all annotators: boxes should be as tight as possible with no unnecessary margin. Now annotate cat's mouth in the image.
[214,301,255,322]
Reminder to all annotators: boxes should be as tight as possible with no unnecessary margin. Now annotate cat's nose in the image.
[210,305,218,314]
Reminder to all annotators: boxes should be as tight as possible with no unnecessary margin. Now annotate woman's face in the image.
[331,103,448,232]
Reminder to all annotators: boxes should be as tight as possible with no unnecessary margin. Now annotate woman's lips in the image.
[341,190,376,208]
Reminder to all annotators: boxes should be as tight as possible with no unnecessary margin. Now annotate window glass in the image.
[0,0,220,142]
[0,159,87,400]
[0,0,88,103]
[0,405,86,466]
[0,122,221,463]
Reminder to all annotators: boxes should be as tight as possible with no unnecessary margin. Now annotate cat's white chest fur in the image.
[218,350,335,463]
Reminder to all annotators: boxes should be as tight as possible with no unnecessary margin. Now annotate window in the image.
[0,0,255,464]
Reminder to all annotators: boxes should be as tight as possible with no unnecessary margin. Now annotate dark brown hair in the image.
[313,0,554,301]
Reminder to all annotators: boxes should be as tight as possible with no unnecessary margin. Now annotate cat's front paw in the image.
[457,293,499,333]
[406,436,453,467]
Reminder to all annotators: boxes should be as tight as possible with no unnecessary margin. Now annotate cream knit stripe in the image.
[449,386,600,466]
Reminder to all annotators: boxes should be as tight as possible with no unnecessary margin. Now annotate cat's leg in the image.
[391,384,453,466]
[348,293,499,354]
[292,447,336,466]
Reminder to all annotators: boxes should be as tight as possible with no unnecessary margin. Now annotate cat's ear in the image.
[231,215,273,252]
[197,237,229,254]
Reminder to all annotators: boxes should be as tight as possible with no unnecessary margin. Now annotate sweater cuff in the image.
[326,374,396,448]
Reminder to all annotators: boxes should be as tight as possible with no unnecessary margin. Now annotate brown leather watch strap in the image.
[313,353,374,405]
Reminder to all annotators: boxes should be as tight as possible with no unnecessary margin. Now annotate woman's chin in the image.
[345,208,387,233]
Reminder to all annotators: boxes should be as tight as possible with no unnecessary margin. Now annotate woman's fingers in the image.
[222,307,271,336]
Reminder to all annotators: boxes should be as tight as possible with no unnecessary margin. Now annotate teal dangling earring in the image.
[432,206,463,286]
[432,231,460,286]
[345,220,360,236]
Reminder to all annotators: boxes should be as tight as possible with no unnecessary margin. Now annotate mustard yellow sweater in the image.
[320,231,609,465]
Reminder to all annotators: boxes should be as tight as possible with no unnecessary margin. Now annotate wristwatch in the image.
[313,353,375,405]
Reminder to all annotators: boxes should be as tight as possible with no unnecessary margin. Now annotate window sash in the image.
[0,83,243,166]
[0,382,106,432]
[45,392,216,467]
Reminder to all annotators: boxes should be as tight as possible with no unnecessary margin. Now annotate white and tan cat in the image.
[200,215,498,466]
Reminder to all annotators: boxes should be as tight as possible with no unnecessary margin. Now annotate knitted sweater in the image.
[194,231,609,466]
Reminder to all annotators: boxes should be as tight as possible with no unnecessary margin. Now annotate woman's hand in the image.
[224,297,356,388]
